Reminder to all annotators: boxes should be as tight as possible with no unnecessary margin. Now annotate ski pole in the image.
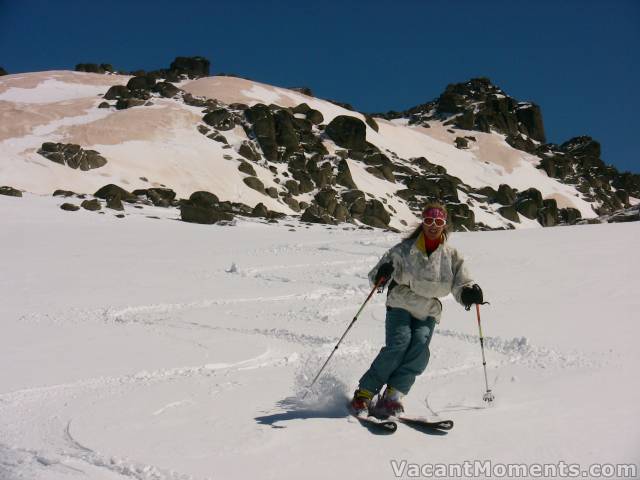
[302,277,386,399]
[475,303,495,403]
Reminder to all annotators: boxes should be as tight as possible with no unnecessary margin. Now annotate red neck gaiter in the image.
[425,235,442,254]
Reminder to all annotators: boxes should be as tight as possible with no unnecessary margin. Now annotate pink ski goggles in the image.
[422,208,447,227]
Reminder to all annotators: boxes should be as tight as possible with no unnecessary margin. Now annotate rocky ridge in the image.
[3,59,638,230]
[374,77,640,218]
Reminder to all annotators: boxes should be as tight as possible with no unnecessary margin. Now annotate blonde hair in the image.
[405,201,450,241]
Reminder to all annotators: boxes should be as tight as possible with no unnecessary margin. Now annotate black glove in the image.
[461,284,483,310]
[374,262,394,286]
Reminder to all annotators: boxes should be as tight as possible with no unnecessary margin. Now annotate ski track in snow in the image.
[1,431,196,480]
[0,349,292,404]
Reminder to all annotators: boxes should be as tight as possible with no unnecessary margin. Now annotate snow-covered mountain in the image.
[2,57,637,231]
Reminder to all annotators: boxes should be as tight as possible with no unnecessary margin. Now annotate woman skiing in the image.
[350,202,483,416]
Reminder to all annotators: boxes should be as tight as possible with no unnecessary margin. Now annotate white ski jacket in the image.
[368,237,474,322]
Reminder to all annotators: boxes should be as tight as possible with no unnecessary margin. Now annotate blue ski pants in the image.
[358,307,437,395]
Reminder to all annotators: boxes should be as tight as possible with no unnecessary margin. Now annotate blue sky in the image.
[1,0,638,172]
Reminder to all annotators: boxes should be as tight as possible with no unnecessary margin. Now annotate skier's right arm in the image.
[368,245,402,288]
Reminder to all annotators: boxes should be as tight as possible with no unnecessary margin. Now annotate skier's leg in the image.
[386,315,437,395]
[358,307,412,395]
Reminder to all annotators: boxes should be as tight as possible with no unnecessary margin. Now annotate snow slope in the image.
[1,194,638,480]
[0,71,597,230]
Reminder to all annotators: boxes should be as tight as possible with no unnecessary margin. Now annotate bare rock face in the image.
[38,143,107,171]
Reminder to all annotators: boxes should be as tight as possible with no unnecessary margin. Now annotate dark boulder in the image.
[333,204,350,222]
[132,188,176,207]
[38,143,107,170]
[538,199,559,226]
[364,115,379,132]
[495,184,516,205]
[274,109,300,153]
[506,134,537,154]
[238,161,257,176]
[361,199,390,227]
[291,170,315,193]
[284,179,300,196]
[237,141,261,161]
[0,67,6,76]
[169,56,210,78]
[515,199,539,220]
[94,184,137,202]
[203,109,236,131]
[189,191,219,207]
[560,207,581,225]
[104,85,131,100]
[341,189,365,205]
[498,205,520,223]
[290,86,313,96]
[245,104,278,162]
[153,82,181,98]
[476,186,497,200]
[336,159,357,189]
[310,161,334,188]
[75,63,113,74]
[292,103,311,114]
[60,203,80,211]
[81,199,101,211]
[0,186,22,197]
[306,109,324,125]
[181,204,232,224]
[252,202,269,218]
[266,187,278,198]
[292,117,313,133]
[314,188,338,215]
[106,196,124,211]
[454,137,469,149]
[207,132,228,144]
[300,205,334,224]
[283,195,300,212]
[180,191,233,224]
[127,75,156,91]
[325,116,367,151]
[515,103,545,142]
[243,176,265,194]
[115,98,145,110]
[447,203,476,231]
[53,189,76,197]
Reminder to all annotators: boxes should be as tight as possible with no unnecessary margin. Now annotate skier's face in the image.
[422,219,444,240]
[422,208,446,240]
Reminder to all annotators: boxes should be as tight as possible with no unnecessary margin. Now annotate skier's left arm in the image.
[450,248,482,308]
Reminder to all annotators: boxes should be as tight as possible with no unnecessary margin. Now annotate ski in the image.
[395,416,454,431]
[352,413,397,433]
[348,405,397,433]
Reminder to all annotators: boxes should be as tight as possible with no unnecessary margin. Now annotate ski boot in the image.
[375,386,405,417]
[350,388,374,416]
